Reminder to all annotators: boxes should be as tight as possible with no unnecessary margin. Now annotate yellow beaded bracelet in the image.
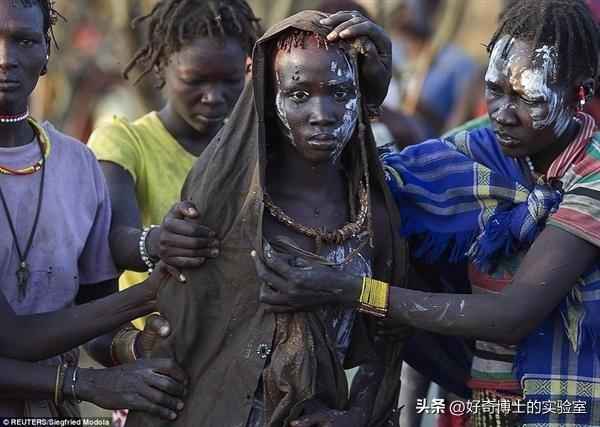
[357,276,389,317]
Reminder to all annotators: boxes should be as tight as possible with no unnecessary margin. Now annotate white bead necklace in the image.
[0,108,30,124]
[524,156,535,173]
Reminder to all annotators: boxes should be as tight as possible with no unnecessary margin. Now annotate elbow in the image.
[490,318,532,345]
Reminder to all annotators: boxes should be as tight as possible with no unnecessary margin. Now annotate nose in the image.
[0,39,17,71]
[200,84,225,105]
[309,97,336,127]
[491,102,519,127]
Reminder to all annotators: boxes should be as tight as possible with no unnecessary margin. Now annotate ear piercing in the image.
[577,85,586,113]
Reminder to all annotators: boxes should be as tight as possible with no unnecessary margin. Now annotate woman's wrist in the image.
[339,273,363,307]
[145,226,162,261]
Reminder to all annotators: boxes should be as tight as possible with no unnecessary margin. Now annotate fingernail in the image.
[211,249,219,257]
[339,29,349,37]
[177,401,184,410]
[187,207,196,215]
[170,412,177,420]
[160,325,170,335]
[250,250,257,258]
[178,273,186,283]
[327,31,337,40]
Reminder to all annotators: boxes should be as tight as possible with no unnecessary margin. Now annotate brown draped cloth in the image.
[126,10,407,427]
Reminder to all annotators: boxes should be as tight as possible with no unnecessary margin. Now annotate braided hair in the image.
[488,0,600,84]
[123,0,261,87]
[16,0,61,45]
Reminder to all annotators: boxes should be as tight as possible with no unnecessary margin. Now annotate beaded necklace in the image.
[0,117,51,175]
[0,116,48,300]
[263,181,368,255]
[0,108,29,124]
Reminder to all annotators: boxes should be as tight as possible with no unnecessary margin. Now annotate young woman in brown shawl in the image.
[125,10,407,427]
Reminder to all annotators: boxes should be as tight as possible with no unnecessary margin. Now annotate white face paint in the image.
[329,55,358,163]
[275,70,293,144]
[273,43,358,164]
[485,36,571,135]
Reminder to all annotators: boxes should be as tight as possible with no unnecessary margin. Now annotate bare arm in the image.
[384,225,597,343]
[0,356,187,420]
[100,161,219,273]
[0,268,170,361]
[256,225,597,345]
[100,161,148,271]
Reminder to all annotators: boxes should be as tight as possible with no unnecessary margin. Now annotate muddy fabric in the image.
[126,10,407,427]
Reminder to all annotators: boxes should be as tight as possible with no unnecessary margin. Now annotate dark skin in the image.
[139,11,400,355]
[0,2,186,419]
[253,33,394,427]
[0,265,188,420]
[255,37,599,349]
[92,37,248,366]
[103,37,248,275]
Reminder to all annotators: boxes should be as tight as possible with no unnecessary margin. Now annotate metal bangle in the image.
[139,224,160,273]
[70,367,82,403]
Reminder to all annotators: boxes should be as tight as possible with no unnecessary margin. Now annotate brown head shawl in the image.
[126,10,407,427]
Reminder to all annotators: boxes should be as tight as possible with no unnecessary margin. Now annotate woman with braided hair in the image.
[88,0,261,323]
[0,0,188,419]
[257,0,600,425]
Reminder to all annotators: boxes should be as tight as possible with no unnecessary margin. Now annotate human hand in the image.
[77,358,187,420]
[137,313,171,358]
[147,200,220,279]
[290,408,364,427]
[252,243,360,312]
[375,318,411,342]
[320,11,392,107]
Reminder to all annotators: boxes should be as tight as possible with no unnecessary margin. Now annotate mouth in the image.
[194,112,227,124]
[0,78,19,90]
[494,130,520,148]
[307,134,339,150]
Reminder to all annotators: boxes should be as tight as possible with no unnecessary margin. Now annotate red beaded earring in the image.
[577,85,586,114]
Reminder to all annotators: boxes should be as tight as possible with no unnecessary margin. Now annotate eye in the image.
[18,39,35,47]
[333,89,352,100]
[486,85,503,96]
[289,91,309,101]
[521,96,542,106]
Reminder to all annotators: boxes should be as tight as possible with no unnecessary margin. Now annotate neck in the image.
[266,143,345,199]
[0,120,35,148]
[531,117,580,174]
[157,104,217,157]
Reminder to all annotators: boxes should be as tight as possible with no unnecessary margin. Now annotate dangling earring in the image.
[576,85,586,114]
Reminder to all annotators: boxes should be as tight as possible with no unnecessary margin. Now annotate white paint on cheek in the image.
[329,54,358,163]
[330,96,358,164]
[274,71,294,144]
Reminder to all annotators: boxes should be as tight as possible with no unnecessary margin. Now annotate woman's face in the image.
[0,1,48,114]
[485,36,575,158]
[162,37,247,137]
[272,36,358,164]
